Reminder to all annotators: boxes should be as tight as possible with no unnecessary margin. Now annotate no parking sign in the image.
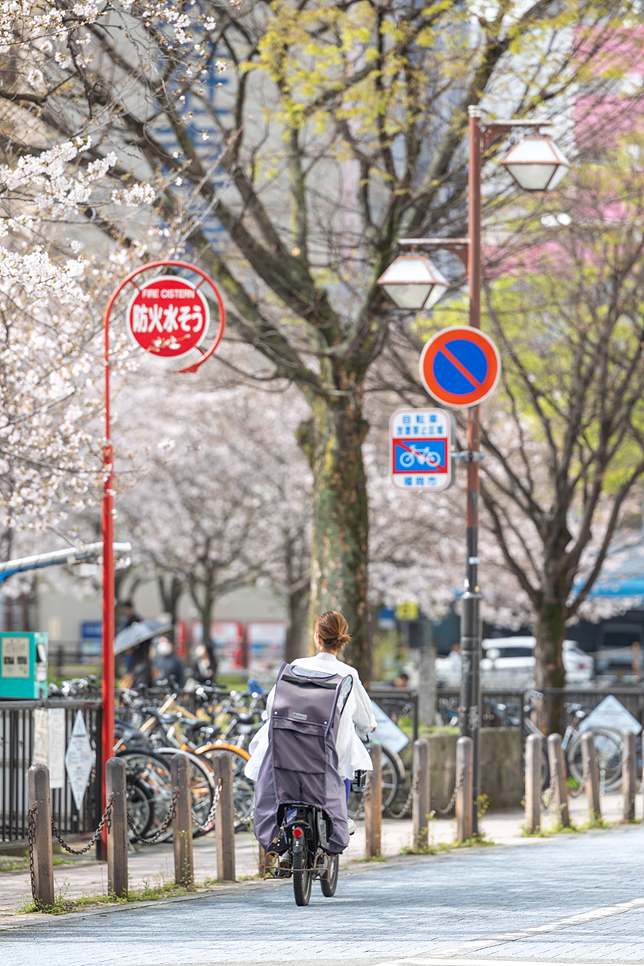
[419,326,501,408]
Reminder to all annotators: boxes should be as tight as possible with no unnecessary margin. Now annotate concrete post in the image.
[213,752,235,882]
[412,738,431,850]
[581,732,601,821]
[171,753,194,887]
[27,763,54,908]
[622,731,637,822]
[525,735,542,833]
[455,736,473,843]
[418,641,437,728]
[105,757,128,897]
[547,733,570,828]
[365,743,382,858]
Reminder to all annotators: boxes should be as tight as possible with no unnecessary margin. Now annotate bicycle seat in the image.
[143,707,179,726]
[232,711,256,725]
[182,719,219,738]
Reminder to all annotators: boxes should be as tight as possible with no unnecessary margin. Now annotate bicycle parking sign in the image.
[390,408,453,491]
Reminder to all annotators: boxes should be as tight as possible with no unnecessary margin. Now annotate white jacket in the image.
[244,652,376,781]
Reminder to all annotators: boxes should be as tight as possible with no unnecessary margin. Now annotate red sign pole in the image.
[99,261,226,857]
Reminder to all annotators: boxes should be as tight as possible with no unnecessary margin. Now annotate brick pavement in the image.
[1,821,644,965]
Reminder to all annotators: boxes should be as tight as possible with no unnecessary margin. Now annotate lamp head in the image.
[500,134,571,191]
[377,253,449,310]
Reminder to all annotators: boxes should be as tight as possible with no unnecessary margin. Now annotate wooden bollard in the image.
[27,763,54,908]
[547,733,570,828]
[622,731,637,822]
[214,752,235,882]
[581,732,601,821]
[364,743,382,858]
[105,757,128,897]
[455,736,473,843]
[171,753,194,887]
[412,738,431,851]
[524,735,542,833]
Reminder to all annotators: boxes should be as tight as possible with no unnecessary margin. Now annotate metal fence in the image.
[369,688,419,742]
[0,699,102,847]
[541,686,644,730]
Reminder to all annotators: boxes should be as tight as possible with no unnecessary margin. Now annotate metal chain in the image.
[28,796,114,910]
[384,770,418,819]
[50,796,114,856]
[192,778,223,832]
[431,766,465,815]
[541,758,558,808]
[127,789,179,845]
[27,804,46,911]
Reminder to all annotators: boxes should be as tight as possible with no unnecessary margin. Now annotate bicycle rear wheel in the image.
[320,854,339,897]
[293,842,312,906]
[197,744,254,831]
[349,743,402,818]
[126,776,154,840]
[157,747,216,838]
[117,750,173,841]
[567,728,623,791]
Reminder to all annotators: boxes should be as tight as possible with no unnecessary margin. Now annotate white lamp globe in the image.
[501,135,571,191]
[377,254,449,310]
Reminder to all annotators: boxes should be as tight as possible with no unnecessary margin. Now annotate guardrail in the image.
[0,699,102,849]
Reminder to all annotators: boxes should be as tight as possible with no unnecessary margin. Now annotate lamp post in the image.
[378,108,570,832]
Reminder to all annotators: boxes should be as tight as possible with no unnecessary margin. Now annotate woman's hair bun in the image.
[315,611,350,651]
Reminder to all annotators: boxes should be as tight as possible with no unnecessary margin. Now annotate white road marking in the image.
[375,894,644,966]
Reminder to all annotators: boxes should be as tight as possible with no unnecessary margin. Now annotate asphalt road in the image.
[2,824,644,966]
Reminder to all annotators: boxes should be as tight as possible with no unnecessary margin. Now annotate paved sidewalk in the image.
[2,821,644,965]
[0,790,633,921]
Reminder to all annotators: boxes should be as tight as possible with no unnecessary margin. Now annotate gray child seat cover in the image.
[253,661,353,854]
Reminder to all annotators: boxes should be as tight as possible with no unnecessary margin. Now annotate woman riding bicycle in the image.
[245,610,376,834]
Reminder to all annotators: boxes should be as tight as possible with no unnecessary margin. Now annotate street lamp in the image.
[377,253,450,310]
[500,135,571,191]
[379,109,570,834]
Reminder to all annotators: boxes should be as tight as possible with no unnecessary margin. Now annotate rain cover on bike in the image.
[253,661,353,854]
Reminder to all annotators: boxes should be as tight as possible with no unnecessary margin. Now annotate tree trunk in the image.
[298,394,370,682]
[157,574,184,633]
[285,585,309,664]
[534,599,567,734]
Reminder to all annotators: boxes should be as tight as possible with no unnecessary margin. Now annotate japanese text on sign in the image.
[126,275,210,360]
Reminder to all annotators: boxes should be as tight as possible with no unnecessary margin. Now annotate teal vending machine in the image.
[0,632,48,698]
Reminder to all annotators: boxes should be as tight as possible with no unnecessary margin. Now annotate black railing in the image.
[369,688,419,742]
[0,699,102,847]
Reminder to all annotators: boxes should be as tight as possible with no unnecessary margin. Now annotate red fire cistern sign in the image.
[126,275,210,360]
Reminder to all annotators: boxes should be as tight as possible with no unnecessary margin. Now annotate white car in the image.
[435,636,593,687]
[480,636,593,686]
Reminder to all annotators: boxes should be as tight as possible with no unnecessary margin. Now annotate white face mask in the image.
[157,640,173,657]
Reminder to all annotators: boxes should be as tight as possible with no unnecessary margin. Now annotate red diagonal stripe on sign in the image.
[439,344,482,389]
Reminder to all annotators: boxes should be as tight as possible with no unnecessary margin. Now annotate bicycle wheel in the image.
[567,728,623,791]
[126,776,154,840]
[293,842,312,906]
[196,744,254,831]
[117,750,173,841]
[348,743,402,818]
[320,854,339,897]
[156,747,216,838]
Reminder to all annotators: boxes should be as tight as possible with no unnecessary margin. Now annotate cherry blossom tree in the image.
[5,0,634,682]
